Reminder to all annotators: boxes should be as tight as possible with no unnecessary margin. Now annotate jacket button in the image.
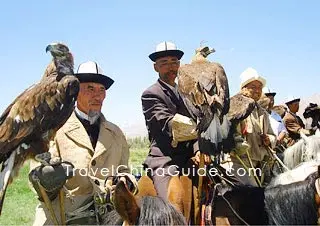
[91,160,96,166]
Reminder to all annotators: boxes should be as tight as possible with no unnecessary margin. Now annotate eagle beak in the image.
[46,44,53,53]
[208,48,215,55]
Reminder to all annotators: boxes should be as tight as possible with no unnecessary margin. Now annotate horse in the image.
[101,180,187,225]
[212,161,320,225]
[282,132,320,169]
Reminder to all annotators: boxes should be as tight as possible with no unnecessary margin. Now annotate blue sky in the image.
[0,1,319,133]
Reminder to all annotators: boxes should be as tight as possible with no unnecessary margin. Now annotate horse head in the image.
[113,180,140,225]
[113,180,187,225]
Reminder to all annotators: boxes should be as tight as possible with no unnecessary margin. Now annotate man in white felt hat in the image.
[141,41,210,222]
[222,67,276,187]
[259,87,288,146]
[30,61,137,225]
[282,95,314,146]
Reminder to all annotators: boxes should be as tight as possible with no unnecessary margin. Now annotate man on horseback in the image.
[260,87,288,150]
[29,61,137,225]
[222,68,276,186]
[141,41,211,222]
[283,96,315,146]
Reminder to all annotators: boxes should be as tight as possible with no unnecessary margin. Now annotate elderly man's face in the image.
[287,101,300,113]
[154,56,180,86]
[77,82,106,114]
[243,80,263,101]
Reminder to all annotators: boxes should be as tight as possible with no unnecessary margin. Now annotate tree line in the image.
[126,136,150,149]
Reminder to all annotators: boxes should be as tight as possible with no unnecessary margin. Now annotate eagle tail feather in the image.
[0,149,17,215]
[199,115,230,156]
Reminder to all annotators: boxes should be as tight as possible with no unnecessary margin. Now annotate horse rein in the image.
[213,183,250,226]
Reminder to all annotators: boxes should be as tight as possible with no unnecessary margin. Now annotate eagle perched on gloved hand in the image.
[0,43,79,214]
[177,45,230,156]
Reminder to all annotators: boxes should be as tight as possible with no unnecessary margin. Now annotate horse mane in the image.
[102,195,186,225]
[265,171,319,225]
[283,134,320,169]
[268,160,320,187]
[304,134,320,161]
[138,196,186,225]
[283,139,306,169]
[214,162,320,225]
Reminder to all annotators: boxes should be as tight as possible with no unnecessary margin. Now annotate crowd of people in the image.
[28,41,317,225]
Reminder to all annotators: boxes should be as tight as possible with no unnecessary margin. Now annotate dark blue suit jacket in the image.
[141,79,196,169]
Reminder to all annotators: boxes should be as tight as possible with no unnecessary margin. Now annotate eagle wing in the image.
[178,59,230,156]
[0,74,79,157]
[178,61,229,131]
[227,93,255,123]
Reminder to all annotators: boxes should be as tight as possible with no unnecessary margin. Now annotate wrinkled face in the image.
[77,82,106,113]
[243,80,263,101]
[266,95,275,109]
[154,56,180,86]
[287,101,300,113]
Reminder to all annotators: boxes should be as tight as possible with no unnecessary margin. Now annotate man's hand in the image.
[193,151,211,165]
[260,133,271,146]
[29,153,74,201]
[30,161,74,192]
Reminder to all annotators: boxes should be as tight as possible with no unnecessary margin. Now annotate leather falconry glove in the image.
[29,152,74,201]
[171,113,198,147]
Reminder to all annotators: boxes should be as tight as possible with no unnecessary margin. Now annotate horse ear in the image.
[114,180,140,225]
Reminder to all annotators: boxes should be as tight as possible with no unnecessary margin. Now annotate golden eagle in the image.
[177,46,230,156]
[303,103,320,129]
[0,43,79,214]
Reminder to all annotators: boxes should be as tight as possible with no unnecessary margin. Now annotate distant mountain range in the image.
[122,93,320,138]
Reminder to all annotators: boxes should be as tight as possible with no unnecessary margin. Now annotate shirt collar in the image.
[75,107,90,121]
[160,79,179,97]
[75,107,101,125]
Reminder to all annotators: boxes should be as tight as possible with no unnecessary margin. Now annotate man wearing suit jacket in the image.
[283,96,314,146]
[141,42,211,203]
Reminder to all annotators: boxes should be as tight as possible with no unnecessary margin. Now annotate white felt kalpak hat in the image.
[263,86,276,96]
[285,95,300,105]
[240,67,266,89]
[149,41,184,62]
[75,61,114,90]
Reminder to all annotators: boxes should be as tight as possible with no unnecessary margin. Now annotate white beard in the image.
[88,110,101,125]
[75,107,101,125]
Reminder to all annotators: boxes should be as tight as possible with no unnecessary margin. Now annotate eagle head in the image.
[191,46,216,63]
[46,42,74,77]
[196,46,215,58]
[46,43,70,57]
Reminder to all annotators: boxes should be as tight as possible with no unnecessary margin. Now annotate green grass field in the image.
[0,148,148,225]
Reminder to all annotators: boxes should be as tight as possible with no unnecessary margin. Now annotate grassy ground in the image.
[0,148,148,225]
